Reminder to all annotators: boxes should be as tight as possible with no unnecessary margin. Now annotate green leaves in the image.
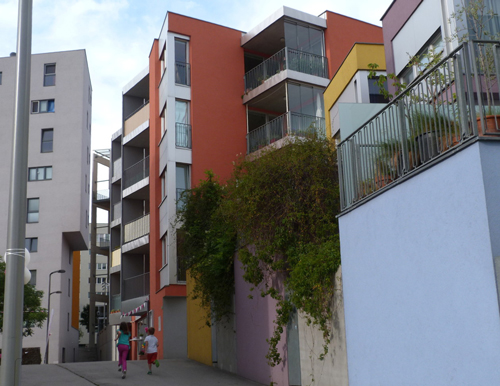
[177,135,342,367]
[0,261,47,337]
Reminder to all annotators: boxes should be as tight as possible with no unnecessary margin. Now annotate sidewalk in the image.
[14,359,265,386]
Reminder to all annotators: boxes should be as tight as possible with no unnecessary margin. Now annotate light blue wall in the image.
[339,142,500,385]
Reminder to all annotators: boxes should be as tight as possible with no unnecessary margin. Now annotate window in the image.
[28,166,52,181]
[32,99,55,113]
[400,32,444,86]
[161,171,167,199]
[0,72,2,85]
[68,278,71,297]
[160,106,166,136]
[27,198,39,223]
[175,100,191,148]
[97,263,107,270]
[41,129,53,152]
[162,234,168,265]
[44,63,56,86]
[96,277,107,284]
[28,270,36,286]
[368,76,389,104]
[25,237,38,252]
[175,39,190,85]
[176,164,190,211]
[160,45,166,74]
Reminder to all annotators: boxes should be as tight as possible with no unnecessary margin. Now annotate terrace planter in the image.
[477,115,500,135]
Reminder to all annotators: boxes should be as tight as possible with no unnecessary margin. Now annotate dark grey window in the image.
[44,63,56,86]
[0,72,2,85]
[28,270,36,286]
[28,166,52,181]
[25,237,38,252]
[32,99,55,113]
[27,198,39,223]
[41,129,53,153]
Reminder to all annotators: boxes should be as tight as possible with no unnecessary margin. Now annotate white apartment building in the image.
[0,50,92,363]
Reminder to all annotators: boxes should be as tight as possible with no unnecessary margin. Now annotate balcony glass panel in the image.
[123,156,149,190]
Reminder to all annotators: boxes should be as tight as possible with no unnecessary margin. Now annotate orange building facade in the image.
[109,6,383,383]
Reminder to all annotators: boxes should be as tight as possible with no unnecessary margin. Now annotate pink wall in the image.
[234,258,289,386]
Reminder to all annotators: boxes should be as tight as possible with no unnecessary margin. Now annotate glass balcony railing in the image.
[244,47,328,92]
[111,294,121,311]
[96,234,110,248]
[123,156,149,190]
[175,122,192,148]
[338,40,500,211]
[123,213,150,244]
[247,111,325,154]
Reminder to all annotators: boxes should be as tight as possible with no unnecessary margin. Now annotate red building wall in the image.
[324,12,384,77]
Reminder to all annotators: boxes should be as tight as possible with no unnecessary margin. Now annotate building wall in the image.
[324,43,386,138]
[186,272,212,366]
[234,258,288,386]
[298,267,348,386]
[339,142,500,385]
[324,12,384,79]
[0,50,91,363]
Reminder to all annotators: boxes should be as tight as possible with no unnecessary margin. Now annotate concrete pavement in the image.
[10,359,265,386]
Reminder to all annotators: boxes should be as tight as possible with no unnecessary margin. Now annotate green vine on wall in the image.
[177,133,342,366]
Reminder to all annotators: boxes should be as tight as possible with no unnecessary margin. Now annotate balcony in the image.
[338,40,500,211]
[111,248,121,267]
[175,62,191,86]
[122,272,149,301]
[124,213,150,244]
[175,122,192,148]
[112,158,122,181]
[244,47,328,93]
[123,156,149,190]
[96,233,110,248]
[124,102,149,138]
[247,111,325,154]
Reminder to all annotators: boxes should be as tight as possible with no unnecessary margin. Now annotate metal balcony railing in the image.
[244,47,328,92]
[123,156,149,190]
[123,213,150,243]
[247,111,325,154]
[122,272,149,301]
[175,122,192,148]
[338,40,500,211]
[175,61,191,86]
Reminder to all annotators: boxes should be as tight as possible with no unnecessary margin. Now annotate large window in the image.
[25,237,38,252]
[0,72,2,85]
[162,234,168,266]
[287,83,325,117]
[176,164,190,211]
[27,198,39,223]
[284,21,324,56]
[44,63,56,86]
[175,100,191,148]
[175,39,190,85]
[28,166,52,181]
[41,129,53,153]
[32,99,55,113]
[400,32,444,86]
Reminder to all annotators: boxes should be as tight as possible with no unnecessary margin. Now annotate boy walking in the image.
[144,327,160,375]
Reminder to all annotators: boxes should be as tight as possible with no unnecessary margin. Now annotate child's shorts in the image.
[147,352,158,364]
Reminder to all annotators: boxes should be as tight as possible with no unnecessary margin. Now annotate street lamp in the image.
[44,269,65,364]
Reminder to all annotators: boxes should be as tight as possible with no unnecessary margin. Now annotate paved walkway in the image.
[13,359,264,386]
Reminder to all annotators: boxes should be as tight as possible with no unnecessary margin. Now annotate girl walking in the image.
[115,321,131,379]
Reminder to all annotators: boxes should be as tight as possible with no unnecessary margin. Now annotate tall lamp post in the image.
[44,269,65,364]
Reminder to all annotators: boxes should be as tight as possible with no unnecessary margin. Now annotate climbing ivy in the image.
[178,134,342,366]
[176,171,236,324]
[224,133,341,366]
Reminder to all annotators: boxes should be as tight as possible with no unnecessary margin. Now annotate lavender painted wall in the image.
[235,257,289,386]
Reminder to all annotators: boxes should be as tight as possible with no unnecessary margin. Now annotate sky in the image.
[0,0,394,152]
